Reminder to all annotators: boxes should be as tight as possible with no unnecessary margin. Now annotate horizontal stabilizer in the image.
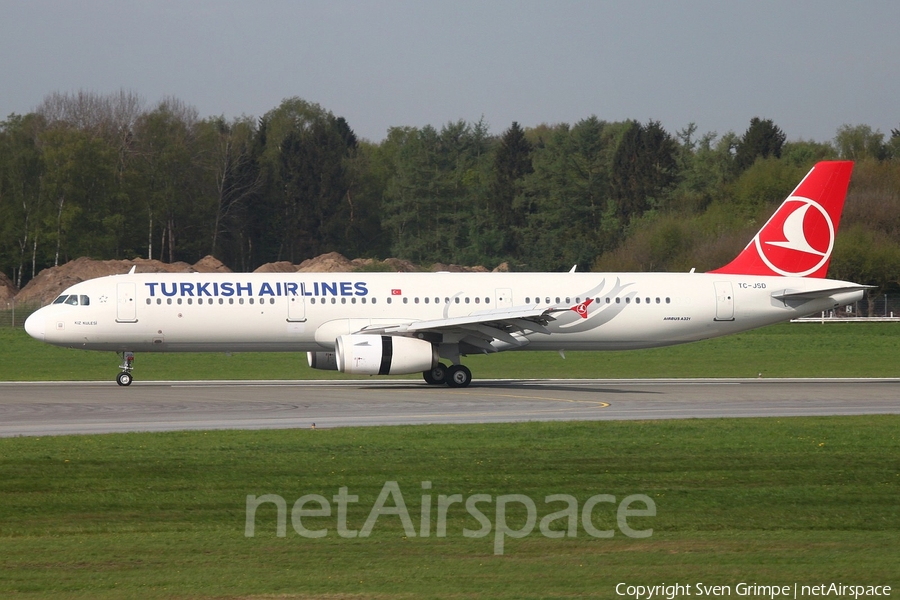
[771,285,874,301]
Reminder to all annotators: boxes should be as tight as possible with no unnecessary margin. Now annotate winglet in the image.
[710,161,853,278]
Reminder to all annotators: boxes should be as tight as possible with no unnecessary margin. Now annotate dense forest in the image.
[2,91,899,300]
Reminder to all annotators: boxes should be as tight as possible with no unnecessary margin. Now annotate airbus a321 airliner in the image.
[25,161,867,388]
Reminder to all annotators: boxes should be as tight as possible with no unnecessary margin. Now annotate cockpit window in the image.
[52,294,89,306]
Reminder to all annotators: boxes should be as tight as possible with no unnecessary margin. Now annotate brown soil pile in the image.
[252,261,297,274]
[14,253,494,306]
[296,252,356,272]
[14,255,231,306]
[0,271,17,304]
[430,262,490,273]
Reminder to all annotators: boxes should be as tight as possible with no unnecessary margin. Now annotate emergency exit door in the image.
[714,281,735,321]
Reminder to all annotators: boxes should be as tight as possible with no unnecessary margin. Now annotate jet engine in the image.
[307,351,339,371]
[335,335,437,375]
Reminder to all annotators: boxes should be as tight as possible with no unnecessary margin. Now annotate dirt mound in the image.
[295,252,355,273]
[254,254,423,273]
[14,257,209,306]
[253,261,297,274]
[0,271,17,304]
[193,255,232,273]
[381,258,419,272]
[251,254,495,274]
[14,253,500,306]
[430,263,489,273]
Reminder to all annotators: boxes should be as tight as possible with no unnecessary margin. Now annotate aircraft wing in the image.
[355,305,566,353]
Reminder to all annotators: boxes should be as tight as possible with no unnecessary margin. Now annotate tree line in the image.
[2,91,899,301]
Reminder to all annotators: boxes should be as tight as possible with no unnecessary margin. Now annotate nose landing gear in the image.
[116,352,135,386]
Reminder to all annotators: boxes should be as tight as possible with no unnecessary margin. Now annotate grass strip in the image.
[1,417,898,598]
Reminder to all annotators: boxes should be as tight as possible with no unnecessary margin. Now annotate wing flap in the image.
[355,305,557,347]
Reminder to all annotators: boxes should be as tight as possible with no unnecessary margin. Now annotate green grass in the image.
[1,418,898,598]
[1,322,898,381]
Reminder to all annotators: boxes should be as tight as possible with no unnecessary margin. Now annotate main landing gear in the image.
[116,351,135,386]
[422,363,472,388]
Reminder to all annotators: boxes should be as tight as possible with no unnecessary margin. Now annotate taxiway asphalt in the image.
[1,378,898,437]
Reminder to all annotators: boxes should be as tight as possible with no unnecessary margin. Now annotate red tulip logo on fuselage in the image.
[571,298,593,319]
[755,196,834,277]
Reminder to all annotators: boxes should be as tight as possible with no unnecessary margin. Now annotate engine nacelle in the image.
[307,351,338,371]
[335,335,437,375]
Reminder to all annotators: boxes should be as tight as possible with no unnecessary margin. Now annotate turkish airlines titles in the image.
[144,280,370,298]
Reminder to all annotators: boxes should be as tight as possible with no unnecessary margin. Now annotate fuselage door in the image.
[495,288,513,309]
[116,282,138,323]
[714,281,735,321]
[288,294,306,322]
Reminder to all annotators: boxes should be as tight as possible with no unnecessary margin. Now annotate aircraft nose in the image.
[24,311,45,341]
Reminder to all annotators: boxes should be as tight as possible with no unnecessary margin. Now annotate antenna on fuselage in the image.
[569,265,577,273]
[128,265,136,275]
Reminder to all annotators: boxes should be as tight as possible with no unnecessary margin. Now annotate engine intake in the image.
[307,351,338,371]
[335,335,437,375]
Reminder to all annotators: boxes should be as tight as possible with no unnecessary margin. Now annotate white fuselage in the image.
[25,271,863,354]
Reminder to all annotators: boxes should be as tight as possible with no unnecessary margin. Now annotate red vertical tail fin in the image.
[709,161,853,278]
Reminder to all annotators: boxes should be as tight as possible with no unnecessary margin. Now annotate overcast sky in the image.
[2,1,897,143]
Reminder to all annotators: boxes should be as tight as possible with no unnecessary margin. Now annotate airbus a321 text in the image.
[25,161,868,388]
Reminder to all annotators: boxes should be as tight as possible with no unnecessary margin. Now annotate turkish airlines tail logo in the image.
[710,161,853,278]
